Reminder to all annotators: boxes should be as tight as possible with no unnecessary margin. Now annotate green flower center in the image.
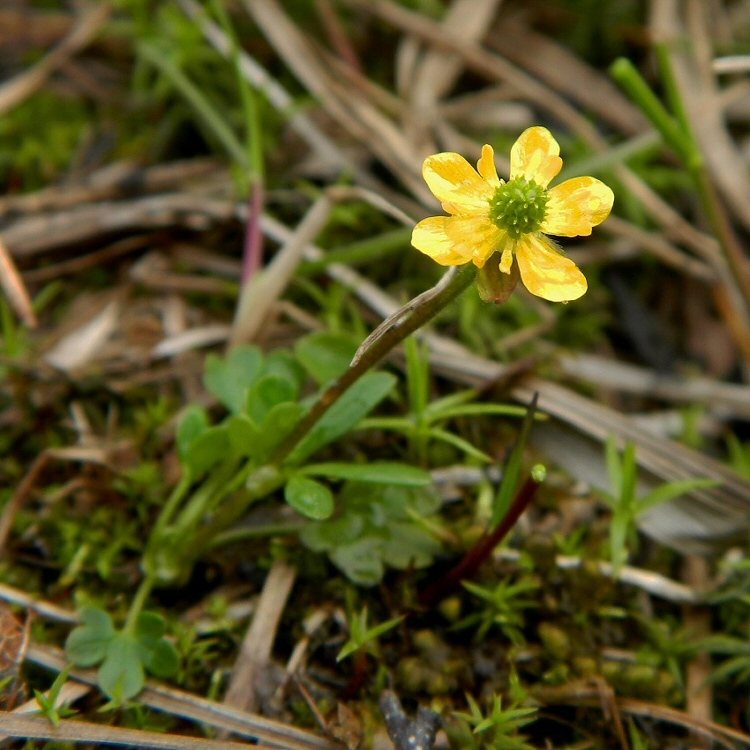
[489,178,548,239]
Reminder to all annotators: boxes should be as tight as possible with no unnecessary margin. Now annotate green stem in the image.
[191,465,286,553]
[691,166,750,320]
[138,41,250,171]
[271,264,477,465]
[208,521,306,550]
[124,576,155,634]
[609,57,697,167]
[152,473,192,539]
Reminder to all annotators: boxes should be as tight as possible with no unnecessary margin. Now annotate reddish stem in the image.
[241,181,264,283]
[418,477,541,608]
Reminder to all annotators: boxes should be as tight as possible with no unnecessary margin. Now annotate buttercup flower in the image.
[411,127,614,302]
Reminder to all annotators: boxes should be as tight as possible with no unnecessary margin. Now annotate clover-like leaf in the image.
[98,633,145,702]
[133,611,166,642]
[330,538,385,587]
[142,639,180,679]
[176,405,210,460]
[299,513,364,553]
[261,349,305,394]
[254,402,304,463]
[382,522,441,569]
[246,375,298,425]
[183,424,230,479]
[226,414,262,459]
[203,345,264,414]
[65,606,115,667]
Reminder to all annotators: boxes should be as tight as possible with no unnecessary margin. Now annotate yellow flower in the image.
[411,127,614,302]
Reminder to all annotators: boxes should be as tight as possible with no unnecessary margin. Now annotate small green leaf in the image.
[295,332,359,385]
[330,538,384,586]
[637,477,720,514]
[98,634,144,701]
[226,414,261,458]
[382,522,441,568]
[176,405,209,460]
[142,639,180,679]
[65,607,115,667]
[184,424,230,479]
[288,371,396,464]
[203,345,263,414]
[299,462,431,486]
[299,513,364,552]
[246,375,298,424]
[134,612,166,642]
[284,476,334,520]
[605,435,622,501]
[255,402,305,463]
[261,349,305,393]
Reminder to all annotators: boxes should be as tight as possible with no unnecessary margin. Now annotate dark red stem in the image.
[418,477,541,608]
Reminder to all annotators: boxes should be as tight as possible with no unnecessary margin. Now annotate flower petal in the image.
[477,144,501,186]
[412,217,469,266]
[542,177,614,237]
[423,152,495,214]
[515,234,587,301]
[510,126,563,188]
[444,214,506,268]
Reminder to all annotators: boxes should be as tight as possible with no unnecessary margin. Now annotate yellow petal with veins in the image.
[542,177,614,237]
[510,127,563,188]
[411,217,469,266]
[444,214,504,268]
[477,144,501,185]
[516,234,587,301]
[423,152,494,215]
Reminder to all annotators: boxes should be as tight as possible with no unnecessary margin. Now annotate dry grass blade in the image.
[177,0,347,173]
[44,300,120,372]
[0,604,30,711]
[0,3,111,115]
[652,0,750,232]
[0,713,253,750]
[223,559,297,716]
[410,0,502,110]
[0,234,36,328]
[4,194,237,259]
[26,643,343,750]
[0,584,78,626]
[488,18,650,136]
[602,215,715,282]
[0,454,50,557]
[518,378,750,553]
[230,196,331,346]
[557,353,750,416]
[240,0,430,201]
[533,684,750,749]
[0,159,222,219]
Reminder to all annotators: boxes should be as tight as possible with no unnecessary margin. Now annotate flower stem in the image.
[124,576,155,634]
[270,264,477,465]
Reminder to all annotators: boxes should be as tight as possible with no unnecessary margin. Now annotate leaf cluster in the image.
[65,607,179,703]
[300,482,442,586]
